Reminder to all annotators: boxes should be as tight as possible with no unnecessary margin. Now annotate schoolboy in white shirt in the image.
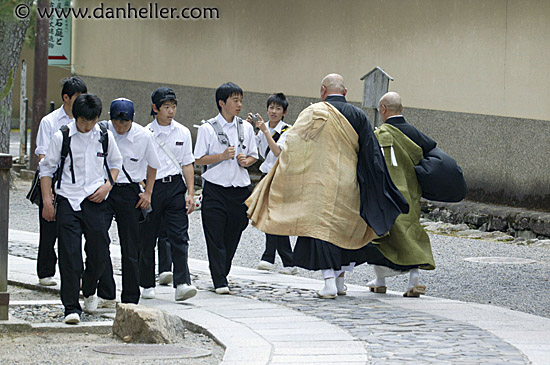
[39,94,122,324]
[34,76,87,287]
[138,87,197,302]
[194,82,258,294]
[89,98,161,308]
[247,93,297,275]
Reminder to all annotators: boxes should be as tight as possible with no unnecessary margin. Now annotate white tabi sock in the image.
[408,268,420,289]
[318,277,337,297]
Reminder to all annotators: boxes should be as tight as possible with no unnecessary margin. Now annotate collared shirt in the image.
[35,106,73,156]
[105,120,161,183]
[194,113,258,187]
[39,122,123,211]
[255,120,290,174]
[146,119,194,180]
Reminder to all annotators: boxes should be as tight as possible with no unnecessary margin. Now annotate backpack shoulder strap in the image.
[206,118,229,146]
[56,124,74,189]
[236,117,245,143]
[98,122,115,185]
[264,123,291,157]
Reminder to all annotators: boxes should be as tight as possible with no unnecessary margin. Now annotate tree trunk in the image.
[0,1,33,154]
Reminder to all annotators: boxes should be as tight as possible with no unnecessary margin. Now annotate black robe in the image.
[293,96,409,271]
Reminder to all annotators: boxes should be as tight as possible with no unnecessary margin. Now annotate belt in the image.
[113,182,135,187]
[157,174,180,183]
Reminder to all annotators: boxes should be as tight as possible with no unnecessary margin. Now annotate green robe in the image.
[373,124,435,270]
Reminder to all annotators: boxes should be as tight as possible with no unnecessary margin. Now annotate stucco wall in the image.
[72,0,550,121]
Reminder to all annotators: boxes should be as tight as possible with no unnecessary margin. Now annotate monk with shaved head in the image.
[247,74,409,298]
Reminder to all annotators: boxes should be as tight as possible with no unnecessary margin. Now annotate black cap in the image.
[110,98,134,121]
[151,87,177,115]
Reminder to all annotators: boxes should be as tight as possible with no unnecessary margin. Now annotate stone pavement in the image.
[4,229,550,364]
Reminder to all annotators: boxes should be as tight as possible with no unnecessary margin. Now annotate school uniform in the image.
[98,121,161,304]
[34,106,72,281]
[138,119,194,290]
[39,122,122,316]
[255,121,293,267]
[194,114,258,289]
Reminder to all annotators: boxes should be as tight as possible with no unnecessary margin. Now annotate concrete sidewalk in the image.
[4,229,550,364]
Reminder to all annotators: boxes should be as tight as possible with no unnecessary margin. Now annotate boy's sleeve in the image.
[144,131,162,169]
[180,128,195,166]
[193,125,210,159]
[106,130,123,172]
[35,117,52,156]
[277,129,289,150]
[39,131,62,178]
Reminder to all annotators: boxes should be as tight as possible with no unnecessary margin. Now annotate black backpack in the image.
[56,122,114,189]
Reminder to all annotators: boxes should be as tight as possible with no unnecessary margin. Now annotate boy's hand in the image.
[237,153,248,167]
[42,200,56,222]
[88,182,112,203]
[222,146,235,160]
[185,194,195,215]
[247,113,266,133]
[136,190,152,209]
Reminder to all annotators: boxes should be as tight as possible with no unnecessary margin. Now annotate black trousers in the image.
[56,196,110,316]
[261,234,293,267]
[97,184,141,304]
[139,177,191,289]
[37,198,57,279]
[201,181,250,289]
[157,228,172,274]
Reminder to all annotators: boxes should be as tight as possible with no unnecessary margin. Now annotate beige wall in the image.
[72,0,550,121]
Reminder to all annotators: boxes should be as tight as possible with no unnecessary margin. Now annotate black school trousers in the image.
[261,234,293,267]
[38,198,58,279]
[97,184,141,304]
[139,176,191,289]
[56,196,110,316]
[201,180,250,289]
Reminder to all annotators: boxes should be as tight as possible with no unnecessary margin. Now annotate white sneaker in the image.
[97,298,116,308]
[141,287,156,299]
[257,260,274,271]
[83,294,98,313]
[64,313,80,324]
[279,266,298,275]
[215,287,230,295]
[175,284,197,301]
[39,277,57,286]
[158,271,173,286]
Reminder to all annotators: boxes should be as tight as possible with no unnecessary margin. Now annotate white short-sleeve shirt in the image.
[105,121,161,183]
[255,120,290,174]
[146,119,194,180]
[35,106,73,157]
[39,122,123,211]
[194,113,258,187]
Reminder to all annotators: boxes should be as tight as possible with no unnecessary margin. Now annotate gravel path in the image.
[8,178,550,319]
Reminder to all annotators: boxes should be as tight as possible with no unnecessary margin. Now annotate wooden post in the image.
[360,67,394,128]
[19,60,27,164]
[0,153,12,320]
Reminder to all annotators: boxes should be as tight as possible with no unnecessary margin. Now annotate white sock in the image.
[335,275,346,293]
[318,277,337,296]
[322,269,336,280]
[408,268,420,289]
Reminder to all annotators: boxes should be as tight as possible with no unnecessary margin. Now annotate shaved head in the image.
[320,73,347,100]
[379,92,403,113]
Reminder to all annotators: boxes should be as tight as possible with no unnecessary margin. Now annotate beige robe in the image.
[246,102,377,250]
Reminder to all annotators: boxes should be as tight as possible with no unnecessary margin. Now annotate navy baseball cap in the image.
[110,98,134,121]
[151,87,177,115]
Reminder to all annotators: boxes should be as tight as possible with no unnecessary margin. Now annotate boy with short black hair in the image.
[194,82,258,294]
[138,87,197,302]
[34,76,87,287]
[247,93,296,275]
[39,93,122,324]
